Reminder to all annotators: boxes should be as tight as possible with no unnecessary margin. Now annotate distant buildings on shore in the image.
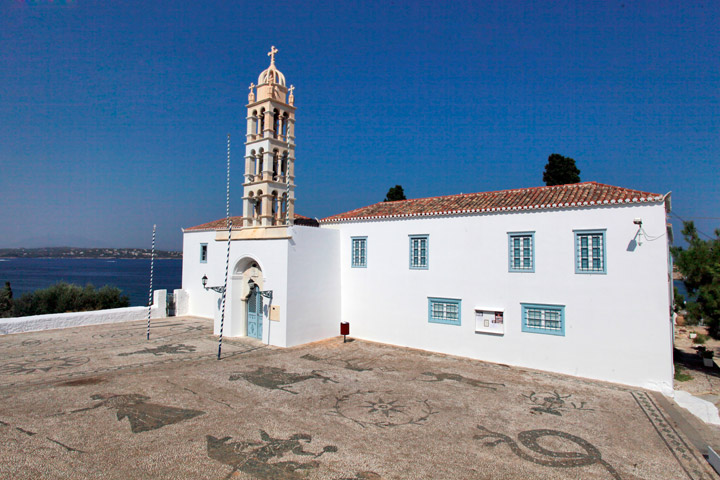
[0,247,182,260]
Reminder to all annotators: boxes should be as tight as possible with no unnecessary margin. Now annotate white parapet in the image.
[0,289,168,335]
[174,289,190,316]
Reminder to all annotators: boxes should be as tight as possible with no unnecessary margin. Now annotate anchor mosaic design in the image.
[206,430,337,479]
[229,366,337,394]
[72,394,204,433]
[474,425,622,479]
[301,353,375,372]
[419,371,505,391]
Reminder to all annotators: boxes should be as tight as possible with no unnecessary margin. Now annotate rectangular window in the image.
[428,297,461,326]
[521,303,565,336]
[508,232,535,272]
[200,244,208,263]
[574,230,606,274]
[351,237,367,268]
[409,235,429,269]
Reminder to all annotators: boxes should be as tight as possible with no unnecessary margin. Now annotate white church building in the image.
[181,49,675,392]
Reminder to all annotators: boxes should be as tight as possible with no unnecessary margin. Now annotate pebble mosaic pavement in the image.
[0,317,717,479]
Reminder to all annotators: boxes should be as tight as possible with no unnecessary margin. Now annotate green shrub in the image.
[693,333,708,345]
[9,282,129,317]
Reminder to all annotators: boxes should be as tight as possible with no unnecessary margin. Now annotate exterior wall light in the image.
[202,274,225,294]
[248,279,274,300]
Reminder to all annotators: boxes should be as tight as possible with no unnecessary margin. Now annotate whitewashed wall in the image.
[182,231,221,318]
[181,230,290,346]
[0,289,168,335]
[286,226,341,346]
[327,202,673,391]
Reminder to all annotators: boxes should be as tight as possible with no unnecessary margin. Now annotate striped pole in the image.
[146,224,156,340]
[218,134,231,360]
[218,220,231,360]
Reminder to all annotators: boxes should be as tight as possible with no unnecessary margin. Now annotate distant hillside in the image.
[0,247,182,259]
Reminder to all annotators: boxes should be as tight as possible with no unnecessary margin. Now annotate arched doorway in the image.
[230,257,265,339]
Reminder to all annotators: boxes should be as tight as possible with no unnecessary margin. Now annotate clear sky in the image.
[1,0,718,250]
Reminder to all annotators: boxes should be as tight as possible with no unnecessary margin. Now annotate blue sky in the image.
[0,0,717,250]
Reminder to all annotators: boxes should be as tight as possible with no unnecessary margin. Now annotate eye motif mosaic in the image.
[72,393,204,433]
[206,430,337,480]
[419,371,505,391]
[523,391,593,416]
[229,366,337,394]
[474,425,621,479]
[0,356,90,375]
[117,343,197,357]
[331,390,437,429]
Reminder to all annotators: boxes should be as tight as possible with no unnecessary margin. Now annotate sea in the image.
[0,257,691,309]
[0,258,182,307]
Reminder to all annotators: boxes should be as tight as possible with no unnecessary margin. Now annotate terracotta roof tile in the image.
[321,182,664,223]
[185,214,318,231]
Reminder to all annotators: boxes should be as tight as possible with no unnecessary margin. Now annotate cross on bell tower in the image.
[242,47,296,228]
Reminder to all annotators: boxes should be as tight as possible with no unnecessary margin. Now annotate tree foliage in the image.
[671,221,720,337]
[542,153,581,186]
[384,185,407,202]
[0,281,12,317]
[1,282,130,318]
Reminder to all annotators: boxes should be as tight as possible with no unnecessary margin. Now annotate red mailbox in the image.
[340,322,349,342]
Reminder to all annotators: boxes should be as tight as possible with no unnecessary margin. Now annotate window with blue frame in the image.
[508,232,534,272]
[574,230,606,274]
[428,297,461,326]
[351,237,367,268]
[409,235,429,269]
[521,303,565,336]
[200,244,208,263]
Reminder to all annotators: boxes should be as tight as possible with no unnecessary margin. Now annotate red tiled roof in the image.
[321,182,664,223]
[185,214,317,231]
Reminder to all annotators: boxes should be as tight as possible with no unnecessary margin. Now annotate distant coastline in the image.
[0,247,181,260]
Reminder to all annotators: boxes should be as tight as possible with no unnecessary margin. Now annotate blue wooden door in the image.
[247,287,263,340]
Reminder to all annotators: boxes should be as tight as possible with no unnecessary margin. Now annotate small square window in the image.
[428,297,461,326]
[521,303,565,336]
[574,230,606,274]
[351,237,367,268]
[200,244,208,263]
[409,235,429,269]
[508,232,535,272]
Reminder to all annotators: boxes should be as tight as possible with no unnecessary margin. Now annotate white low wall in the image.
[0,290,167,335]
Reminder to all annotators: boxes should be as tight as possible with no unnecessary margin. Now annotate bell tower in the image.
[242,46,296,228]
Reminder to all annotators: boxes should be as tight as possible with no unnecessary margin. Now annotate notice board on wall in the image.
[475,309,504,335]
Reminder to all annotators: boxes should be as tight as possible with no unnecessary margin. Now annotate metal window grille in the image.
[410,236,428,268]
[525,307,562,332]
[577,233,604,272]
[352,238,366,267]
[431,300,459,323]
[511,235,533,270]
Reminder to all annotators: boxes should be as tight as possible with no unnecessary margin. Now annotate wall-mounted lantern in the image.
[202,274,225,294]
[248,279,273,300]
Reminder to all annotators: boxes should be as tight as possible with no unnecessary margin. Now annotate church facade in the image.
[181,49,675,392]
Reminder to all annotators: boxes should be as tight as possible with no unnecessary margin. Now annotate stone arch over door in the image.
[229,257,265,338]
